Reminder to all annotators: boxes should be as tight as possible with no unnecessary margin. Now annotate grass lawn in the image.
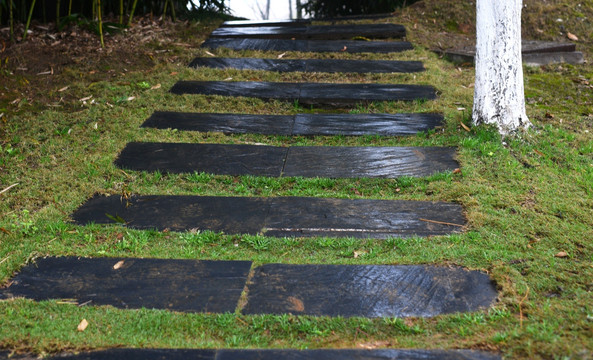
[0,1,592,358]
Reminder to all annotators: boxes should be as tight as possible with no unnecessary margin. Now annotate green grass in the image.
[1,8,593,360]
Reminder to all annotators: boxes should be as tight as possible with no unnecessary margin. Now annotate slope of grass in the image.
[1,2,592,359]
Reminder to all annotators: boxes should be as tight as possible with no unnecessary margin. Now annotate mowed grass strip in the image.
[1,6,593,359]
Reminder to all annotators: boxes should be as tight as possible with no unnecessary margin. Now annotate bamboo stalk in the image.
[9,0,14,41]
[127,0,138,26]
[119,0,123,24]
[97,0,104,48]
[68,0,72,16]
[23,0,37,41]
[169,0,176,22]
[56,0,60,27]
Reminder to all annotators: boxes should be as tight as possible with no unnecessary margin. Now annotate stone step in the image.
[114,143,458,178]
[209,24,406,40]
[169,81,436,106]
[201,38,413,53]
[141,112,443,136]
[1,258,496,318]
[8,348,502,360]
[71,195,466,238]
[189,57,425,74]
[220,14,399,28]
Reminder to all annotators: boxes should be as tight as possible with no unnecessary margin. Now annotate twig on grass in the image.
[419,218,465,227]
[0,183,19,195]
[519,286,530,329]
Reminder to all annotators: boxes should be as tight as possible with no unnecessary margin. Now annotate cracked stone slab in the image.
[46,349,501,360]
[189,57,425,73]
[141,112,443,136]
[201,38,414,53]
[243,264,497,317]
[71,195,466,238]
[169,81,437,106]
[209,24,406,40]
[114,143,457,178]
[0,257,251,312]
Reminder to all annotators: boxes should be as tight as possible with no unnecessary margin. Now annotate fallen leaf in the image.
[169,71,178,76]
[567,32,578,41]
[277,52,287,59]
[545,112,555,119]
[460,121,471,132]
[126,96,135,101]
[555,251,568,258]
[340,46,348,52]
[149,83,161,90]
[357,340,391,350]
[58,86,69,92]
[354,250,368,258]
[0,227,10,234]
[77,319,88,332]
[113,260,125,270]
[453,168,462,174]
[79,95,92,102]
[205,50,215,57]
[223,77,233,81]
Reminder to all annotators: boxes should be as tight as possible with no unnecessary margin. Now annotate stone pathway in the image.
[1,19,501,359]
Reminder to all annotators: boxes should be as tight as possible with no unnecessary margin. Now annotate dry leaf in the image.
[340,46,348,52]
[353,250,368,258]
[126,96,135,101]
[113,260,125,270]
[357,340,391,349]
[169,72,178,76]
[77,319,88,331]
[453,168,462,174]
[277,52,287,59]
[79,96,92,102]
[567,32,579,41]
[223,77,233,81]
[150,83,161,90]
[460,121,471,132]
[58,86,69,92]
[205,50,215,57]
[555,251,568,258]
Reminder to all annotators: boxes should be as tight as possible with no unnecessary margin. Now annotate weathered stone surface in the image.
[209,24,406,40]
[71,195,466,238]
[141,112,443,136]
[189,57,425,74]
[0,257,251,312]
[169,81,437,106]
[201,38,414,53]
[243,264,498,317]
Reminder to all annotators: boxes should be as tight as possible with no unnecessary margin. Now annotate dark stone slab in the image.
[114,143,457,178]
[221,19,312,27]
[169,81,436,106]
[141,111,295,135]
[189,57,424,74]
[201,38,414,54]
[140,112,443,136]
[262,197,465,239]
[51,349,216,360]
[72,195,466,238]
[283,146,458,178]
[0,257,251,312]
[72,195,270,234]
[444,40,582,65]
[292,113,443,136]
[243,264,497,317]
[209,24,406,40]
[114,142,288,176]
[217,349,501,360]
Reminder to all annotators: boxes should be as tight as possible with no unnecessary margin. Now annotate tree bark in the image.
[473,0,531,135]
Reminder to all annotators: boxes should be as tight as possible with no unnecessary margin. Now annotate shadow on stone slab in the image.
[169,81,436,106]
[217,349,501,360]
[51,349,216,359]
[243,264,497,318]
[114,143,457,179]
[0,257,251,312]
[71,195,466,238]
[201,38,414,54]
[42,348,501,360]
[114,142,288,176]
[209,24,406,40]
[189,57,425,74]
[141,112,443,136]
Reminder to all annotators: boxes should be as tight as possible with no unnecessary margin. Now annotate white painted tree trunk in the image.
[473,0,531,135]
